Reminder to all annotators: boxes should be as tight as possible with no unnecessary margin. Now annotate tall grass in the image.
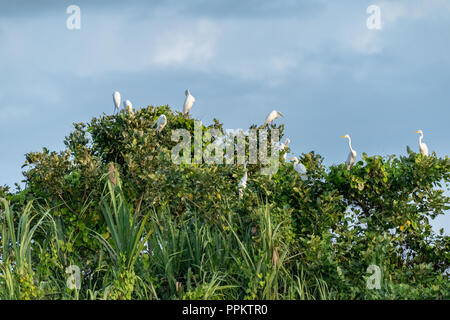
[0,199,49,299]
[144,203,334,300]
[0,179,335,300]
[97,172,151,270]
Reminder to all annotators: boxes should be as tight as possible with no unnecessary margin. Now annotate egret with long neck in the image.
[415,130,429,156]
[342,134,357,170]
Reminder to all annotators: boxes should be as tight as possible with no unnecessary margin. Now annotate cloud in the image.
[152,20,219,68]
[0,1,383,83]
[0,1,426,85]
[1,0,449,103]
[379,0,450,26]
[0,13,220,77]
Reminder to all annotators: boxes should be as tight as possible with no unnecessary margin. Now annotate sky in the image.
[0,0,449,232]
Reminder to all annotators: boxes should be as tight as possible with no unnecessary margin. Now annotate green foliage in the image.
[0,104,448,300]
[0,199,48,299]
[97,169,151,270]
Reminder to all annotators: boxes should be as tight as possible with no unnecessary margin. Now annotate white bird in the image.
[415,130,429,156]
[280,138,290,161]
[264,110,284,125]
[156,114,167,134]
[183,89,195,116]
[113,91,121,113]
[238,171,248,199]
[289,157,307,181]
[124,99,133,114]
[342,134,357,170]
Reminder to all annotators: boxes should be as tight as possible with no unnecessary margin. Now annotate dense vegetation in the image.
[0,105,449,300]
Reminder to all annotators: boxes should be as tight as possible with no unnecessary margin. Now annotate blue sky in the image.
[0,0,449,232]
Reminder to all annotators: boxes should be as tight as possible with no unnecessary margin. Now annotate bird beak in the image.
[414,130,420,133]
[341,136,346,138]
[279,112,284,117]
[289,157,295,161]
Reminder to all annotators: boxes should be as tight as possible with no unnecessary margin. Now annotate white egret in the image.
[238,163,248,199]
[183,89,195,116]
[124,99,133,114]
[156,114,167,134]
[415,130,429,156]
[342,134,357,170]
[113,91,121,113]
[280,138,290,161]
[238,172,247,199]
[289,157,307,181]
[264,110,284,125]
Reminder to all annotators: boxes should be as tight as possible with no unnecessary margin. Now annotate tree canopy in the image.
[1,105,448,299]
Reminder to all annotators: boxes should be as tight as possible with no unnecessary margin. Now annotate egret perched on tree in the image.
[238,163,248,199]
[124,99,133,114]
[264,110,284,125]
[342,134,357,170]
[289,157,307,181]
[280,138,290,161]
[415,130,429,156]
[112,91,121,114]
[183,89,195,116]
[156,114,167,134]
